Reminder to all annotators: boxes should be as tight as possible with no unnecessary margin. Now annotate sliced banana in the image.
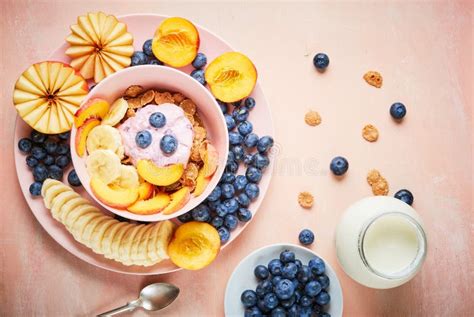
[90,219,119,253]
[118,224,144,264]
[82,215,109,248]
[86,125,124,158]
[44,183,70,209]
[112,165,139,189]
[86,149,121,184]
[102,97,128,126]
[102,221,128,257]
[108,223,132,260]
[55,197,89,221]
[50,191,80,220]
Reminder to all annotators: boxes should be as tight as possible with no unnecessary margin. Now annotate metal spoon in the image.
[97,283,180,316]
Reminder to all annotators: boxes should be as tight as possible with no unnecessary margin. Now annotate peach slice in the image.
[151,17,199,67]
[74,117,100,157]
[193,168,210,197]
[136,160,184,186]
[162,187,191,215]
[127,192,171,215]
[202,143,218,178]
[90,176,139,209]
[205,52,257,102]
[74,98,110,127]
[168,221,220,270]
[138,181,154,200]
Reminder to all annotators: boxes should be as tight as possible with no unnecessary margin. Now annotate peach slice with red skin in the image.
[74,117,100,157]
[74,98,110,127]
[151,17,200,67]
[205,52,257,103]
[90,176,139,209]
[162,187,191,215]
[193,168,211,197]
[168,221,220,270]
[127,192,171,215]
[202,143,218,178]
[138,181,154,200]
[136,160,184,187]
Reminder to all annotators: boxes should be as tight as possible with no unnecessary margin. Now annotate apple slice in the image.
[136,160,184,187]
[162,187,191,215]
[75,117,100,157]
[127,192,171,215]
[193,168,211,197]
[90,176,139,209]
[74,98,110,127]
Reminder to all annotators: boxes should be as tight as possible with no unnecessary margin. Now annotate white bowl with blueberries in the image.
[225,244,343,316]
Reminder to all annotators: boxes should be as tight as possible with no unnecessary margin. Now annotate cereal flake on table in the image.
[363,71,383,88]
[298,192,314,208]
[366,169,389,195]
[305,110,322,126]
[362,124,379,142]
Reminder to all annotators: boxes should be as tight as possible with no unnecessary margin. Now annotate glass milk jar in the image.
[335,196,427,289]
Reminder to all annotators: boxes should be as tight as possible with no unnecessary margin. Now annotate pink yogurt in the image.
[118,103,194,167]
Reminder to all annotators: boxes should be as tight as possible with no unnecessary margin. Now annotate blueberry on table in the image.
[31,146,46,160]
[226,160,239,173]
[55,155,70,168]
[142,39,154,56]
[298,229,315,245]
[44,140,58,154]
[238,121,253,136]
[254,265,270,280]
[30,130,47,143]
[48,165,63,181]
[221,183,235,199]
[190,69,206,85]
[223,198,239,213]
[288,304,300,316]
[33,165,48,182]
[221,171,236,184]
[272,275,283,286]
[241,289,258,308]
[29,182,42,196]
[245,97,256,110]
[270,307,286,317]
[224,214,239,231]
[131,51,148,66]
[211,216,224,228]
[67,169,82,187]
[57,132,70,141]
[18,138,33,153]
[244,133,259,148]
[253,153,270,170]
[297,265,312,283]
[275,279,296,300]
[231,145,245,161]
[232,100,242,108]
[314,291,330,305]
[246,166,262,183]
[313,53,330,70]
[207,186,222,201]
[192,52,207,69]
[191,204,211,222]
[237,207,252,222]
[217,100,228,114]
[257,136,274,153]
[282,262,298,279]
[300,295,313,307]
[280,250,296,263]
[304,280,322,297]
[149,112,166,128]
[329,156,348,176]
[390,102,407,120]
[243,154,255,166]
[244,306,262,317]
[224,114,236,130]
[56,143,69,155]
[268,258,283,276]
[160,135,178,154]
[26,156,39,168]
[263,293,279,310]
[233,106,249,122]
[245,183,260,200]
[308,256,326,275]
[279,294,296,308]
[218,226,230,243]
[236,192,251,207]
[229,131,243,145]
[234,175,248,191]
[394,189,414,205]
[43,155,55,166]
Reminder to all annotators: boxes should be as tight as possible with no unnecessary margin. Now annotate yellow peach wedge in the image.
[193,168,210,197]
[74,98,110,127]
[168,221,220,270]
[162,187,191,215]
[127,192,171,215]
[202,143,218,178]
[90,176,139,209]
[136,160,184,187]
[74,117,100,157]
[138,181,154,200]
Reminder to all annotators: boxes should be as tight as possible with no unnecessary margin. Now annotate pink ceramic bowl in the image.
[70,65,229,222]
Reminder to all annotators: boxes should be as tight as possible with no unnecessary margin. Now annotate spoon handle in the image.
[97,300,140,316]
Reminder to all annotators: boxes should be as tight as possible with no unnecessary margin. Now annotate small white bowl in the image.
[224,243,343,316]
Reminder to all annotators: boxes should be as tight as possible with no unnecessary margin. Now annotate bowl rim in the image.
[70,64,229,222]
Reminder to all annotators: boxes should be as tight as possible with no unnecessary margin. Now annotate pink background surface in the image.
[1,1,472,316]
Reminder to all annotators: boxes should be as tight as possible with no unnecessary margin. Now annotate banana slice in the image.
[90,219,119,253]
[147,222,163,262]
[86,149,121,184]
[82,215,110,248]
[50,191,81,220]
[63,204,100,230]
[71,213,103,242]
[44,184,70,209]
[102,97,128,126]
[41,179,63,197]
[102,221,128,256]
[108,223,132,260]
[55,197,90,221]
[86,125,124,158]
[155,220,176,260]
[118,224,144,265]
[133,225,155,266]
[112,165,139,189]
[129,225,152,265]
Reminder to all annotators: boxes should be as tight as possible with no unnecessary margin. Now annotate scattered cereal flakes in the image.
[304,111,321,127]
[193,113,204,127]
[363,71,383,88]
[194,126,207,142]
[154,92,174,104]
[124,85,144,98]
[298,192,314,209]
[362,124,379,142]
[190,142,202,162]
[198,140,209,161]
[172,92,186,104]
[125,108,136,118]
[127,97,142,109]
[366,169,381,185]
[140,90,155,106]
[180,99,197,115]
[372,178,389,196]
[183,163,199,181]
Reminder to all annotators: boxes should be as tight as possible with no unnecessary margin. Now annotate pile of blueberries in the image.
[242,250,331,317]
[18,130,81,196]
[178,97,274,244]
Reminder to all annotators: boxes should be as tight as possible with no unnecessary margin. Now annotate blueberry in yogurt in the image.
[160,134,178,154]
[149,112,166,128]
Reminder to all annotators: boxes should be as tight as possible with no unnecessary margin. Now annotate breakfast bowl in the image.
[70,65,229,222]
[224,244,343,316]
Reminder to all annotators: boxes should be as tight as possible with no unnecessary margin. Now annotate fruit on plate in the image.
[151,17,200,67]
[101,97,128,126]
[193,168,210,197]
[13,61,89,134]
[74,98,110,127]
[85,125,124,158]
[112,165,140,189]
[138,181,154,200]
[90,176,139,208]
[41,179,176,266]
[202,143,218,178]
[205,52,257,102]
[65,12,134,83]
[75,117,101,157]
[136,160,184,186]
[127,192,171,215]
[168,221,220,270]
[162,187,191,215]
[85,149,121,184]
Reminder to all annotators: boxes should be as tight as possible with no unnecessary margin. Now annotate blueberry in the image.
[211,216,224,228]
[275,279,295,300]
[253,153,270,170]
[282,262,298,279]
[226,160,239,173]
[207,186,222,201]
[57,132,70,140]
[29,182,42,196]
[245,97,256,110]
[244,133,259,148]
[228,131,243,145]
[268,259,283,276]
[256,279,273,297]
[263,293,279,310]
[245,183,260,200]
[233,107,249,122]
[131,51,148,66]
[297,265,312,284]
[280,250,295,263]
[390,102,407,120]
[207,200,220,211]
[30,130,47,143]
[218,226,230,243]
[244,306,262,317]
[308,257,326,275]
[319,313,331,317]
[18,138,33,153]
[223,198,239,213]
[26,156,39,168]
[291,278,301,291]
[234,175,248,191]
[221,172,236,184]
[304,280,322,297]
[142,39,154,56]
[270,307,286,317]
[221,183,235,199]
[178,212,193,223]
[190,69,206,85]
[149,112,166,128]
[233,100,242,108]
[48,165,63,180]
[238,121,253,136]
[288,304,300,317]
[192,52,207,69]
[33,165,48,182]
[43,155,55,166]
[31,146,46,160]
[329,156,348,176]
[313,53,330,70]
[272,275,283,286]
[300,295,313,307]
[246,167,262,183]
[243,154,255,166]
[217,100,228,114]
[241,289,258,308]
[394,189,414,205]
[294,259,302,269]
[316,274,330,290]
[254,265,270,280]
[224,214,238,231]
[160,135,178,154]
[44,140,58,154]
[314,291,330,305]
[236,193,250,207]
[227,151,236,163]
[67,169,82,187]
[232,145,245,161]
[257,136,274,153]
[298,229,315,245]
[237,208,252,222]
[56,143,69,155]
[299,306,313,317]
[135,130,152,149]
[224,114,236,130]
[148,58,163,65]
[280,294,296,308]
[257,299,270,313]
[55,155,70,168]
[191,204,211,222]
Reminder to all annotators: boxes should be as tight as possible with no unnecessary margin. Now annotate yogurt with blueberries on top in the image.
[118,103,194,167]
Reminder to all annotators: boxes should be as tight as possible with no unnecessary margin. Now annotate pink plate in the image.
[14,14,274,275]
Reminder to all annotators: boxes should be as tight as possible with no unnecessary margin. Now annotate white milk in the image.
[335,197,427,289]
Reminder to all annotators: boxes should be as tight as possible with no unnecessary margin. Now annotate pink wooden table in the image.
[1,1,472,316]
